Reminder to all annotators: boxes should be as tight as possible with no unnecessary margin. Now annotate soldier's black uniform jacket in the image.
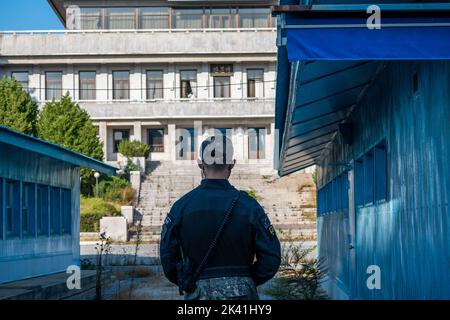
[160,179,281,286]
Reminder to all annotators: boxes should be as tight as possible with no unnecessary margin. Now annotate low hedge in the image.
[80,197,120,232]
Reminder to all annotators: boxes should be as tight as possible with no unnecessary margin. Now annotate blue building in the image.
[274,1,450,299]
[0,126,116,284]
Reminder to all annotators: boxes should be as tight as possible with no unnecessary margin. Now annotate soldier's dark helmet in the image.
[199,135,234,168]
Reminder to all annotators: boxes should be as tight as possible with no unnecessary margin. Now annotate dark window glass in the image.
[113,71,130,100]
[355,159,364,207]
[0,179,3,239]
[180,70,197,98]
[374,142,387,202]
[46,72,63,100]
[113,129,130,153]
[50,187,61,235]
[148,129,164,153]
[176,128,195,160]
[248,128,266,160]
[61,189,71,235]
[364,152,374,205]
[5,180,20,238]
[247,69,264,98]
[147,71,163,100]
[37,185,49,236]
[22,183,36,237]
[79,71,96,100]
[206,8,236,28]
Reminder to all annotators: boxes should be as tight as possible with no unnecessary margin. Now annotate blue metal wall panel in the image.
[317,60,450,299]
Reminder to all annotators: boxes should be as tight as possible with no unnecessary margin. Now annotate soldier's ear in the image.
[197,160,204,170]
[228,159,236,171]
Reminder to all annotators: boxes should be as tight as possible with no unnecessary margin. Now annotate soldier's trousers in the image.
[184,276,259,300]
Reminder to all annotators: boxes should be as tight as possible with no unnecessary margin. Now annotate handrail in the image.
[0,28,277,36]
[36,97,276,104]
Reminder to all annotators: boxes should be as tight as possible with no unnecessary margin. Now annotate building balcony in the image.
[0,28,277,64]
[72,98,275,120]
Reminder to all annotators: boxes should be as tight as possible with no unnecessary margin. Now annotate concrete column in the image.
[267,122,275,163]
[194,120,203,158]
[133,121,143,142]
[168,123,176,161]
[166,63,176,99]
[232,62,243,99]
[98,121,108,161]
[198,63,209,100]
[97,65,108,101]
[63,65,75,99]
[235,126,245,161]
[130,64,142,101]
[243,126,249,161]
[29,65,41,103]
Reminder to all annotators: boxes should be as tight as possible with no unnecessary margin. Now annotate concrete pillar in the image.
[267,122,275,163]
[130,64,142,101]
[167,63,176,99]
[97,65,108,101]
[194,121,203,158]
[29,65,41,103]
[168,123,176,161]
[63,65,75,99]
[235,126,245,161]
[243,126,249,162]
[98,121,108,161]
[133,121,142,142]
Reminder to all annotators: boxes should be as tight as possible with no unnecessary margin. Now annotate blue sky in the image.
[0,0,63,30]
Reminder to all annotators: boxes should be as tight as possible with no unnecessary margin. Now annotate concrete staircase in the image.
[131,161,317,243]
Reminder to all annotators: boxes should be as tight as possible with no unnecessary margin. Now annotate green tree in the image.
[38,94,104,195]
[0,76,38,135]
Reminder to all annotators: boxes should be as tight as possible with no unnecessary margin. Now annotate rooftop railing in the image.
[0,28,276,36]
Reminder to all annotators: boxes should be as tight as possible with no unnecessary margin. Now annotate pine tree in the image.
[38,94,104,195]
[0,76,38,135]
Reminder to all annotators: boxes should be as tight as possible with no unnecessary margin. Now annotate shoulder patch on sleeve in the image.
[261,215,276,238]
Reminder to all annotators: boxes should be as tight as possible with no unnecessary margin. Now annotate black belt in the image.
[198,266,252,280]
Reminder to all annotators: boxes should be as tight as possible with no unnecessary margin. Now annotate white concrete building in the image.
[0,0,277,169]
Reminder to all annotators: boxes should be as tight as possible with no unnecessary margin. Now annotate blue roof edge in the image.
[0,125,117,176]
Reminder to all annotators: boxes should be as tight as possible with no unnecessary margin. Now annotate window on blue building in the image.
[355,159,364,207]
[22,183,36,237]
[364,151,374,205]
[6,180,20,238]
[37,185,49,236]
[374,141,387,202]
[61,189,72,235]
[50,187,61,235]
[0,178,3,240]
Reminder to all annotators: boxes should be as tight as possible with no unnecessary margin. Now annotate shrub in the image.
[98,176,132,204]
[118,140,150,158]
[244,189,259,201]
[121,186,136,205]
[80,197,120,232]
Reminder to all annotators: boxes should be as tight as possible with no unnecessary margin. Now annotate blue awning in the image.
[285,15,450,61]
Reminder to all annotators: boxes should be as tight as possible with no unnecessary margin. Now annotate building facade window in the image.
[140,7,169,29]
[148,129,165,153]
[239,8,271,28]
[22,183,36,237]
[180,70,197,98]
[113,129,130,153]
[6,180,20,238]
[11,72,29,91]
[78,7,102,30]
[247,69,264,98]
[173,9,204,29]
[213,77,231,98]
[355,140,388,207]
[45,72,63,101]
[106,7,136,29]
[37,185,49,236]
[206,8,237,28]
[211,64,233,98]
[147,70,164,100]
[79,71,96,100]
[248,128,266,159]
[113,71,130,100]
